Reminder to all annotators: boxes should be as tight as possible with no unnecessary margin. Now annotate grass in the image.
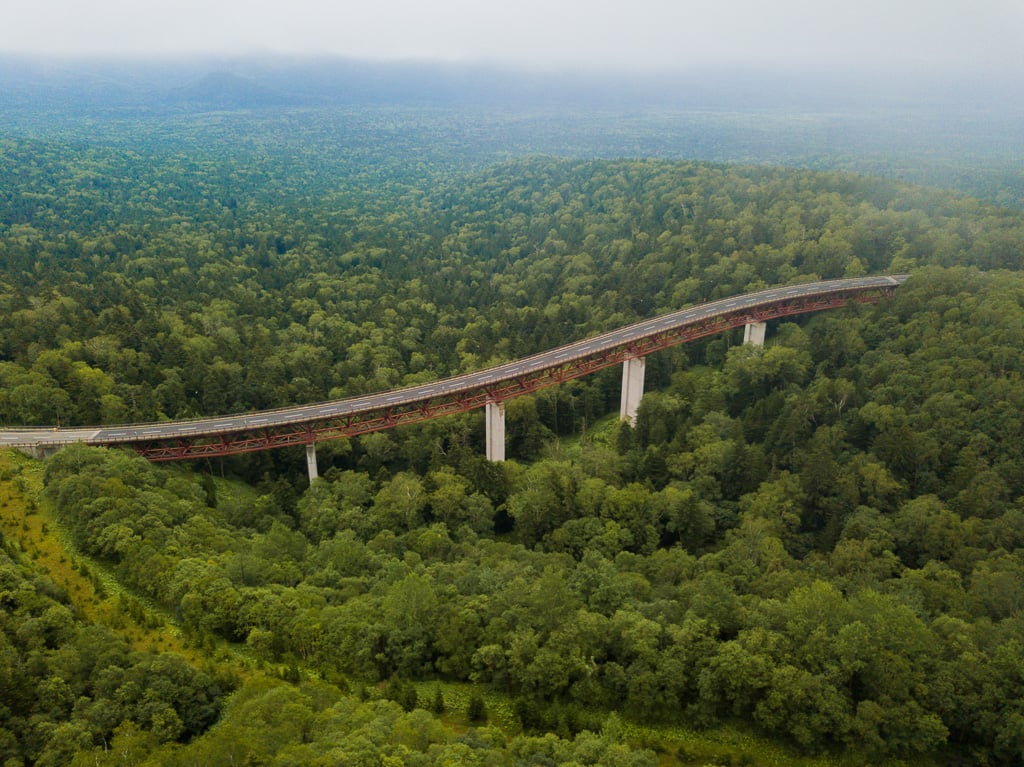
[569,410,625,447]
[405,678,934,767]
[0,448,211,664]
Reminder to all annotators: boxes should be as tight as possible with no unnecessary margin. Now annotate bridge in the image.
[0,275,908,479]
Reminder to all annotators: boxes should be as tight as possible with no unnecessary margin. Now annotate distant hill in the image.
[2,54,1022,114]
[160,70,298,109]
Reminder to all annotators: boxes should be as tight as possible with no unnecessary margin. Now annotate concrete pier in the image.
[305,442,319,483]
[619,356,646,425]
[485,401,506,462]
[16,444,63,461]
[743,321,767,347]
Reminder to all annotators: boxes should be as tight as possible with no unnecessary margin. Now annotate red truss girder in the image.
[134,287,893,461]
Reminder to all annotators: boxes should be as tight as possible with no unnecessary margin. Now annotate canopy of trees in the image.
[2,122,1021,430]
[33,264,1024,766]
[0,533,228,765]
[3,108,1024,765]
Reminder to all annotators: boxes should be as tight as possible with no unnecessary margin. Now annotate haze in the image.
[4,0,1023,76]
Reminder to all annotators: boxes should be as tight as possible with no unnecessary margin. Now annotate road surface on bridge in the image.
[0,275,908,458]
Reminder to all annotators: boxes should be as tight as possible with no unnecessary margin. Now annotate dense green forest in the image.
[2,104,1024,766]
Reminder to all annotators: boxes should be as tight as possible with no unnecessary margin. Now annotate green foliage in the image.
[2,126,1021,438]
[0,545,228,766]
[467,692,488,723]
[431,685,446,714]
[6,113,1024,766]
[384,675,419,712]
[135,676,659,766]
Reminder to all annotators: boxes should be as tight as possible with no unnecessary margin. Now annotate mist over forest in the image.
[2,54,1022,205]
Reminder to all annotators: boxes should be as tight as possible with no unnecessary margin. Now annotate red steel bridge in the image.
[1,275,908,466]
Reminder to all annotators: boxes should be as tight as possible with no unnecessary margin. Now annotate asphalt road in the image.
[0,275,908,449]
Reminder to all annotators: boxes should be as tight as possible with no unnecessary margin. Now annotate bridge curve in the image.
[0,275,908,461]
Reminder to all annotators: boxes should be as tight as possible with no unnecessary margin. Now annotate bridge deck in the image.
[0,275,908,459]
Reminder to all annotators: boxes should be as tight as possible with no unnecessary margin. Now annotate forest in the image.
[2,100,1024,766]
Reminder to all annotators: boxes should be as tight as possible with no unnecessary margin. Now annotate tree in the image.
[467,693,487,723]
[370,473,428,535]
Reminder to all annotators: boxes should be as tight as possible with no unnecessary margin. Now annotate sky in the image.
[3,0,1023,76]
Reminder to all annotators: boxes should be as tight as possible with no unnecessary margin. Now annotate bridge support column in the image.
[620,356,646,425]
[305,442,319,484]
[743,321,767,347]
[18,444,62,461]
[485,400,506,462]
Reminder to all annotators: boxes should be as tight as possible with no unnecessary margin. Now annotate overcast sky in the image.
[3,0,1022,76]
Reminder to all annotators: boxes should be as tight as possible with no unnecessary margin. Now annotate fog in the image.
[4,0,1022,78]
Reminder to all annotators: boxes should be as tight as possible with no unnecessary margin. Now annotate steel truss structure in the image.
[132,283,898,461]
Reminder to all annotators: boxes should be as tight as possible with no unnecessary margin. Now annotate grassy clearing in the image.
[542,409,624,457]
[407,679,931,767]
[0,448,209,662]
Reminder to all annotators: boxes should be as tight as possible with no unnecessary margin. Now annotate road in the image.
[0,275,908,452]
